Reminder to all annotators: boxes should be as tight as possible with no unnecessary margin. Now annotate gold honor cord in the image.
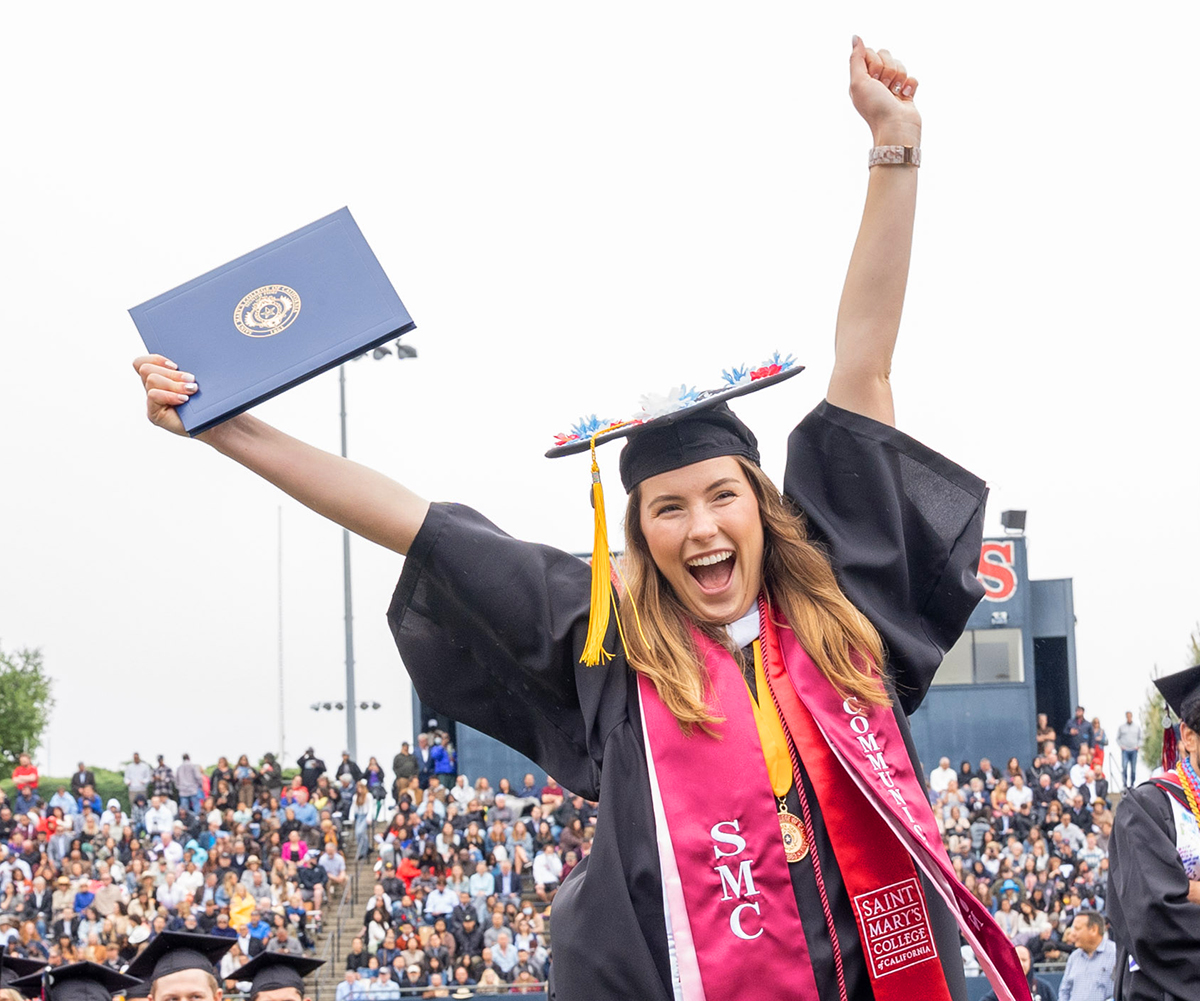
[747,640,808,863]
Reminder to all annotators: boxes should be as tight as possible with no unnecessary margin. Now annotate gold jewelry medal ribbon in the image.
[746,639,809,862]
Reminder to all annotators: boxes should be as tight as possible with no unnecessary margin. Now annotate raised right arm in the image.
[134,354,429,555]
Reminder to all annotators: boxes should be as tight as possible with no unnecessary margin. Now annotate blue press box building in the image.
[412,531,1077,789]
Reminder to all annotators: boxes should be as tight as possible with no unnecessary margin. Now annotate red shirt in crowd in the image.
[11,764,38,789]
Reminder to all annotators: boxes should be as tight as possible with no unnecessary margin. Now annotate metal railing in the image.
[313,854,360,1001]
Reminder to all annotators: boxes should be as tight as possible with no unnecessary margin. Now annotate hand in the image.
[849,36,922,147]
[1189,880,1200,905]
[132,354,197,437]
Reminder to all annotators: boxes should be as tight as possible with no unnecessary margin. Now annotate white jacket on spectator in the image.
[144,804,174,835]
[532,850,562,887]
[929,761,956,794]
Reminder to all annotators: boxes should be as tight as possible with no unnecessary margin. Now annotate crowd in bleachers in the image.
[336,733,576,996]
[0,703,1143,994]
[930,707,1137,974]
[0,747,360,990]
[0,735,571,997]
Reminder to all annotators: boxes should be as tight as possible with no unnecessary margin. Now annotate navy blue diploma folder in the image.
[129,207,415,435]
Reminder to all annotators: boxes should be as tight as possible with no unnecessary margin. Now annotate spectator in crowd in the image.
[319,842,347,892]
[491,931,519,978]
[336,753,363,788]
[294,854,327,913]
[69,763,95,799]
[531,844,562,903]
[296,750,326,794]
[47,787,76,817]
[266,923,303,957]
[1089,719,1107,770]
[392,745,418,797]
[345,937,367,972]
[929,757,956,794]
[348,783,373,861]
[337,969,362,1001]
[175,755,205,814]
[1114,711,1141,790]
[123,753,152,800]
[143,796,173,839]
[11,756,38,796]
[1063,708,1094,756]
[409,735,433,790]
[1058,911,1115,1001]
[152,756,176,799]
[429,737,455,783]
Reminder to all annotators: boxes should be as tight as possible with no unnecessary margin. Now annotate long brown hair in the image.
[619,457,888,730]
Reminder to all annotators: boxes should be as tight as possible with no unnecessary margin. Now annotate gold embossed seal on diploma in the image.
[234,284,301,337]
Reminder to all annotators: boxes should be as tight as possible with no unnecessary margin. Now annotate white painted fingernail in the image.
[165,361,178,370]
[892,83,902,94]
[902,84,913,97]
[184,382,198,391]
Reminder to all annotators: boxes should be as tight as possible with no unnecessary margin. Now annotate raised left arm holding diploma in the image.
[827,36,922,428]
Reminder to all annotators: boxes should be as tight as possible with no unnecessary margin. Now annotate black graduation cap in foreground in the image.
[228,955,324,998]
[118,978,153,1001]
[123,932,234,983]
[10,963,139,1001]
[0,956,49,993]
[1154,665,1200,720]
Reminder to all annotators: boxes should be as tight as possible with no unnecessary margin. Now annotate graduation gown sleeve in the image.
[387,502,601,797]
[1108,783,1200,1001]
[783,400,989,714]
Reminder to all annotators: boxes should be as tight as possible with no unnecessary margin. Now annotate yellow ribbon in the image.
[744,640,793,799]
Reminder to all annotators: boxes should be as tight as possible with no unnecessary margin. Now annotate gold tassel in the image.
[581,437,614,666]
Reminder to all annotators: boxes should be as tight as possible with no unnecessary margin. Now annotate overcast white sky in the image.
[2,5,1197,777]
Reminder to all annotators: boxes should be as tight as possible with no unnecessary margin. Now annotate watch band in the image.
[868,145,921,168]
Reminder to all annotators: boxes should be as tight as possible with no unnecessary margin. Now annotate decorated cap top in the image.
[546,353,803,491]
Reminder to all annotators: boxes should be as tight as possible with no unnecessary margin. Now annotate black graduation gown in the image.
[1109,781,1200,1001]
[387,401,988,1001]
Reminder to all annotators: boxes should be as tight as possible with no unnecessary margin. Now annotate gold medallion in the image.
[234,284,301,338]
[778,802,808,863]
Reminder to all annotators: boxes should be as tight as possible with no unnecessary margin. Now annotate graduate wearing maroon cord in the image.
[134,37,1026,1001]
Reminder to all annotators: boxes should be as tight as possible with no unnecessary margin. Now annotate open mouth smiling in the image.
[685,549,736,592]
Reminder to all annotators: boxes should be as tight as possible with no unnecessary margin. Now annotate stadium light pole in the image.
[339,340,418,760]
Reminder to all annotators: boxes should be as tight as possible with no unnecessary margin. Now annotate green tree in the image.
[1141,625,1200,770]
[0,643,55,777]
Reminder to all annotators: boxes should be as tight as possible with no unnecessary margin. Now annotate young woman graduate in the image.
[133,37,1028,1001]
[1108,665,1200,1001]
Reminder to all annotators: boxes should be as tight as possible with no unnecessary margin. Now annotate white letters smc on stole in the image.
[710,819,763,941]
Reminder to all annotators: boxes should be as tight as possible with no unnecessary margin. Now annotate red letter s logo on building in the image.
[978,542,1017,602]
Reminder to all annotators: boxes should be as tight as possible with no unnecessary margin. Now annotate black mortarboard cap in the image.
[228,955,324,998]
[120,979,153,1001]
[11,963,139,1001]
[123,931,234,983]
[1,957,48,995]
[616,403,760,492]
[1154,665,1200,722]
